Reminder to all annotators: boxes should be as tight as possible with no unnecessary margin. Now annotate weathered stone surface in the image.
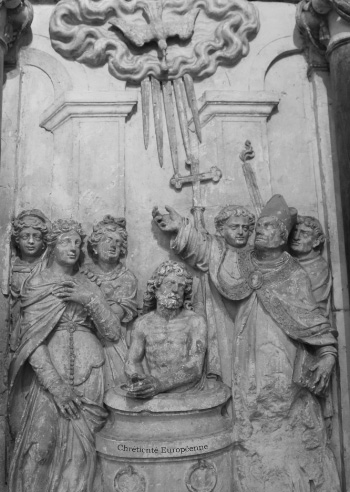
[98,381,233,492]
[1,1,350,490]
[154,194,341,491]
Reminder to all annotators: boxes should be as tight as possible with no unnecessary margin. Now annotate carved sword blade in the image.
[151,76,164,167]
[183,74,202,143]
[162,80,179,174]
[141,77,151,150]
[173,78,191,161]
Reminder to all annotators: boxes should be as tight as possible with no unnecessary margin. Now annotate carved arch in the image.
[248,36,303,91]
[19,48,73,98]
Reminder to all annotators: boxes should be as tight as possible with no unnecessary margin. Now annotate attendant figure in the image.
[153,195,340,492]
[290,215,335,436]
[152,204,255,385]
[125,260,207,398]
[82,215,138,387]
[8,219,122,492]
[290,215,331,316]
[9,209,50,351]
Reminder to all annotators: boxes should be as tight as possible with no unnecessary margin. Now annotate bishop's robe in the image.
[172,219,341,492]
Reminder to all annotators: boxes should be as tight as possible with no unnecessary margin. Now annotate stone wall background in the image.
[1,1,350,489]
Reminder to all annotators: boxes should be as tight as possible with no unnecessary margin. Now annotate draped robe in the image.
[172,219,340,492]
[298,254,332,318]
[8,270,111,492]
[9,256,44,352]
[81,262,138,389]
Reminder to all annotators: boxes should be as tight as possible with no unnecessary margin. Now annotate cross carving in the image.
[170,158,222,193]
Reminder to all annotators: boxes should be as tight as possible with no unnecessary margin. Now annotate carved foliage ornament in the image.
[50,0,259,83]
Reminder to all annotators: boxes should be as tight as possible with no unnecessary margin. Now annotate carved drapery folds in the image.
[153,194,340,491]
[4,0,349,490]
[7,215,138,492]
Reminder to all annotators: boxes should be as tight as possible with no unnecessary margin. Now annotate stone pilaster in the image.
[189,90,279,216]
[40,91,138,224]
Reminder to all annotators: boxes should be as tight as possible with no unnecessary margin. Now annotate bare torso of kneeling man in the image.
[124,260,207,397]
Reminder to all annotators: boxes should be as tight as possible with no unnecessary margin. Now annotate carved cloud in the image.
[50,0,259,83]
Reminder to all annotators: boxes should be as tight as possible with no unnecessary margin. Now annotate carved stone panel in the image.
[1,1,350,491]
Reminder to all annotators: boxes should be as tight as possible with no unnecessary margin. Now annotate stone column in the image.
[0,5,7,144]
[306,48,350,486]
[325,17,350,489]
[298,0,350,291]
[297,4,350,486]
[0,0,33,157]
[326,13,350,284]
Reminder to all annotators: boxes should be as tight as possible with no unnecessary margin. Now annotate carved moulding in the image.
[49,0,260,168]
[38,91,138,219]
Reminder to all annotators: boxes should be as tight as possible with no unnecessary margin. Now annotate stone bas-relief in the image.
[6,201,341,491]
[49,0,259,83]
[124,260,207,397]
[2,0,348,486]
[154,195,341,491]
[290,215,335,436]
[290,215,331,317]
[82,215,138,389]
[97,260,233,492]
[49,0,259,168]
[9,210,51,352]
[7,218,133,492]
[153,202,256,385]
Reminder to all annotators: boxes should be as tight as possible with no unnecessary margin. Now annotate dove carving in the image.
[109,0,200,71]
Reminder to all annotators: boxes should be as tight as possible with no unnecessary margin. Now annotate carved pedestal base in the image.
[97,381,233,492]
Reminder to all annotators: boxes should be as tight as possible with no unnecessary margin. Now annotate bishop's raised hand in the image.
[152,205,183,233]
